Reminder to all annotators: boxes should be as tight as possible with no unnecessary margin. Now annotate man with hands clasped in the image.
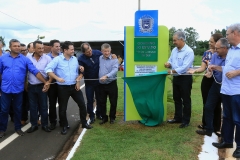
[0,39,50,138]
[211,23,240,158]
[164,31,194,128]
[98,43,118,125]
[45,41,92,135]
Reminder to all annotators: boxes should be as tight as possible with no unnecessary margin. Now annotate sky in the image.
[0,0,239,49]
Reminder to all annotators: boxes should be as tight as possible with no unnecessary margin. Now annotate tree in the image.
[169,27,177,50]
[169,27,199,50]
[0,36,6,47]
[211,28,226,37]
[184,27,199,49]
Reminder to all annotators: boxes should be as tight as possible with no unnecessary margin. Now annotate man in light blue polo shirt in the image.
[45,41,92,135]
[211,23,240,158]
[164,31,194,128]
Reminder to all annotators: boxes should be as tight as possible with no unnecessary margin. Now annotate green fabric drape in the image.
[123,71,167,126]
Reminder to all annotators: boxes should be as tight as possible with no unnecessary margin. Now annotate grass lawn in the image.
[72,71,204,160]
[194,55,202,66]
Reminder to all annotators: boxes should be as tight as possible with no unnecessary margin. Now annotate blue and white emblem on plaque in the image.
[139,15,154,33]
[135,10,158,37]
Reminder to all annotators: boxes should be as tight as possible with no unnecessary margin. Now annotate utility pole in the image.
[138,0,141,10]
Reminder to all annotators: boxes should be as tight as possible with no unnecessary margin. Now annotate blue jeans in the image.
[28,84,48,127]
[0,91,23,131]
[85,84,101,119]
[221,94,240,148]
[204,81,222,132]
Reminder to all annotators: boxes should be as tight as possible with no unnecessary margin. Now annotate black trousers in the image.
[99,80,118,120]
[201,76,221,131]
[173,75,192,124]
[48,82,58,124]
[58,84,87,127]
[85,83,101,119]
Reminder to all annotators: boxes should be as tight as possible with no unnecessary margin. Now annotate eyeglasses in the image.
[215,47,225,51]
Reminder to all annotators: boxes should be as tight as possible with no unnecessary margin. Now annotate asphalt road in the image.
[0,82,87,160]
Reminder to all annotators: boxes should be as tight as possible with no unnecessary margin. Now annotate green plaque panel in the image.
[134,38,158,61]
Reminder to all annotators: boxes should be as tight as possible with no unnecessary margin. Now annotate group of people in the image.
[0,39,119,137]
[164,23,240,158]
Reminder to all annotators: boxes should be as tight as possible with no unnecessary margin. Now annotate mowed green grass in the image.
[194,55,202,66]
[72,71,204,160]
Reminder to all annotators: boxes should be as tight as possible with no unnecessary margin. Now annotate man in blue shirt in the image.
[78,42,103,124]
[196,38,228,137]
[0,39,49,138]
[98,43,118,124]
[164,31,194,128]
[211,23,240,158]
[0,40,7,114]
[47,39,62,130]
[45,41,92,135]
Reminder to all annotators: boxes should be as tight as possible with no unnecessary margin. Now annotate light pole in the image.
[138,0,141,10]
[37,35,45,40]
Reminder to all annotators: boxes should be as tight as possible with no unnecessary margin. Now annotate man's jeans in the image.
[85,84,101,119]
[221,94,240,148]
[28,84,48,127]
[0,91,23,131]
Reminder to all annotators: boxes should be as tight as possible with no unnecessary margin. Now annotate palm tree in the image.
[0,36,6,47]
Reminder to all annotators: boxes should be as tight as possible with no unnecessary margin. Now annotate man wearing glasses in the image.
[211,23,240,158]
[20,43,28,56]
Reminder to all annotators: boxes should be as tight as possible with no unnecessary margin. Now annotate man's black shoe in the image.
[196,129,212,136]
[42,126,51,132]
[96,115,102,120]
[212,142,233,149]
[27,126,38,133]
[16,129,24,136]
[233,148,240,158]
[99,118,108,125]
[61,127,68,135]
[49,123,56,130]
[82,123,93,129]
[167,119,182,124]
[197,124,204,129]
[179,123,189,128]
[90,118,95,124]
[0,131,5,138]
[110,119,115,124]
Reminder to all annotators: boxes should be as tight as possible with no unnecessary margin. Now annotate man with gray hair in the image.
[196,38,228,137]
[164,31,194,128]
[211,23,240,158]
[98,43,118,124]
